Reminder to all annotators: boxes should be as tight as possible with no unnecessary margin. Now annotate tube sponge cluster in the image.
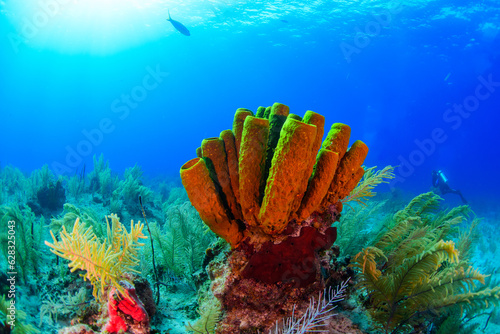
[180,102,368,248]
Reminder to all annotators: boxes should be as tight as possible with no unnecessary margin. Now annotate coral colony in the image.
[2,102,499,334]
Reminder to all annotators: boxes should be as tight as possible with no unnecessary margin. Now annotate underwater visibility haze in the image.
[0,0,499,333]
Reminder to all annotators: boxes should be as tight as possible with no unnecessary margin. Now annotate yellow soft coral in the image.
[45,215,146,301]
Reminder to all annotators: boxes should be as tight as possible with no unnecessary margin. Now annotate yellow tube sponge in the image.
[342,166,366,201]
[303,110,325,157]
[267,103,290,154]
[238,116,270,225]
[220,130,241,211]
[290,110,325,217]
[263,106,272,119]
[297,149,339,220]
[180,157,243,248]
[259,117,317,235]
[263,103,290,193]
[180,102,370,249]
[256,106,266,118]
[201,137,241,221]
[323,140,369,206]
[322,123,351,161]
[232,108,253,157]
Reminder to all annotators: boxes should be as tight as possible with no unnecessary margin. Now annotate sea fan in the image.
[270,280,349,334]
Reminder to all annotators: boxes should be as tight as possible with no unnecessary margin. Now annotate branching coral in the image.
[270,280,349,334]
[67,173,86,199]
[180,103,369,332]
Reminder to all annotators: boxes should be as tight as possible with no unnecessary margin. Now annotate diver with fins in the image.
[432,170,467,204]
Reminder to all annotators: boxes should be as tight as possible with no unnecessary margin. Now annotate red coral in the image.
[241,226,337,287]
[105,281,149,334]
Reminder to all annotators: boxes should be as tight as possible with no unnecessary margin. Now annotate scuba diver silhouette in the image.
[432,170,467,204]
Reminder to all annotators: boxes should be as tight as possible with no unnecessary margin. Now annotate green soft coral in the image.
[0,205,42,284]
[0,165,29,203]
[88,154,120,198]
[141,202,216,280]
[50,203,105,237]
[342,165,395,207]
[112,164,153,215]
[351,192,500,333]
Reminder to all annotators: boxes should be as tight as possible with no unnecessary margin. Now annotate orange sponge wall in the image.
[180,102,368,248]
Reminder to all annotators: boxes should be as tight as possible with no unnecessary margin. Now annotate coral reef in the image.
[133,276,157,319]
[180,103,368,332]
[0,165,29,204]
[4,149,500,333]
[20,164,67,215]
[341,165,395,207]
[323,314,365,334]
[336,199,388,258]
[186,296,222,333]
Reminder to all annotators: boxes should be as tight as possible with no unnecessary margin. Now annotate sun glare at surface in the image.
[3,0,182,54]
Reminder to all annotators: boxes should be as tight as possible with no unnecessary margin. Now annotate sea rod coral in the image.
[180,102,368,332]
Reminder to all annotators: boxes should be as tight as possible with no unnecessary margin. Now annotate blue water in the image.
[1,0,499,206]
